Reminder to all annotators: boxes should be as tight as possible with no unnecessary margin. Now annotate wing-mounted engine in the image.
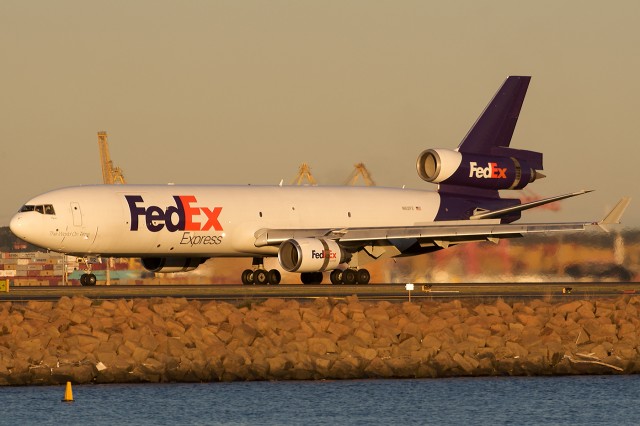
[141,257,207,273]
[278,238,350,273]
[416,148,545,191]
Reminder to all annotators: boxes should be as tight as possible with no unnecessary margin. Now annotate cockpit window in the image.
[19,204,56,215]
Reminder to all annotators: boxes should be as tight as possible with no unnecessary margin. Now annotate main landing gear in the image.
[299,269,371,285]
[240,259,370,285]
[299,268,371,285]
[300,272,324,285]
[242,258,281,285]
[330,268,371,285]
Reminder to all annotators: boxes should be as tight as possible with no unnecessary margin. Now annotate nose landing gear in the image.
[78,258,97,286]
[80,273,97,286]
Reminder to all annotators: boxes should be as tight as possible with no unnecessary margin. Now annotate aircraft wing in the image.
[254,197,630,249]
[254,219,591,248]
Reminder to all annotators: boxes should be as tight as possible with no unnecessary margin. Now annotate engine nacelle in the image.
[416,148,542,190]
[141,257,206,273]
[278,238,350,273]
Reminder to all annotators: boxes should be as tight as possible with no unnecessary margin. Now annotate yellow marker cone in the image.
[62,381,74,402]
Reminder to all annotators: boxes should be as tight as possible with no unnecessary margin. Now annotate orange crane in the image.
[96,131,128,285]
[344,163,376,186]
[97,131,126,184]
[292,163,317,185]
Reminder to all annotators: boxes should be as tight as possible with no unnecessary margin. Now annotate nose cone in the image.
[9,213,25,240]
[10,212,40,245]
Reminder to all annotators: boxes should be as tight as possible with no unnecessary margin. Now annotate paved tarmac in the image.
[0,282,637,302]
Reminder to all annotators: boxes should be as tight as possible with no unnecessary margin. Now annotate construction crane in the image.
[345,163,376,186]
[292,162,317,186]
[97,131,126,184]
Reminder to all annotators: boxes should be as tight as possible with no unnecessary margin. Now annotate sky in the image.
[1,1,639,228]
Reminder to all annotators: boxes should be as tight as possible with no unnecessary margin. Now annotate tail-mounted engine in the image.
[141,257,206,273]
[278,238,350,273]
[416,148,544,191]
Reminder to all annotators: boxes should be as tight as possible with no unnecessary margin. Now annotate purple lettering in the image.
[126,194,223,233]
[125,195,145,231]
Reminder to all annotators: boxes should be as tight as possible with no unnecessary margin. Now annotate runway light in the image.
[405,283,414,302]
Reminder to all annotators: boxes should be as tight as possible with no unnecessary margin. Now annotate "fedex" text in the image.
[468,162,507,179]
[311,249,337,260]
[125,195,223,233]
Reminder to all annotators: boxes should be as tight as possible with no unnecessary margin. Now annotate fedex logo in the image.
[125,195,223,233]
[311,249,337,260]
[469,162,507,179]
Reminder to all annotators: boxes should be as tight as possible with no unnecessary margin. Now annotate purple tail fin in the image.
[433,76,546,221]
[458,76,542,170]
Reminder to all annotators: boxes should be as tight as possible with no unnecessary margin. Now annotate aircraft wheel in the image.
[81,273,97,286]
[241,269,254,285]
[254,269,269,285]
[356,269,371,285]
[342,269,357,285]
[301,272,315,285]
[330,269,343,285]
[267,269,281,285]
[301,272,324,284]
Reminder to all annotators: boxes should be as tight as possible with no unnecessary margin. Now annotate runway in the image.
[0,282,637,302]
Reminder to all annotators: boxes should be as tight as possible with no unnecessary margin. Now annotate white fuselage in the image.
[10,184,442,258]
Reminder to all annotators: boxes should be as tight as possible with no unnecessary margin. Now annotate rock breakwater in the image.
[2,295,640,385]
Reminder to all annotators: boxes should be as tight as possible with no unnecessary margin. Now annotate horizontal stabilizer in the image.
[469,190,593,220]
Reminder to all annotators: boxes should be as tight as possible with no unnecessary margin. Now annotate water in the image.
[3,376,640,425]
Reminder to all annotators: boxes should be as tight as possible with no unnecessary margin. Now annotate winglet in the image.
[599,197,631,226]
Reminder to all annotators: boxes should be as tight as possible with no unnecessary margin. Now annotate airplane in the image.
[9,76,630,286]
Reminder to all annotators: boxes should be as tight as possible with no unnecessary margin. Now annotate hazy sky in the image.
[2,1,639,228]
